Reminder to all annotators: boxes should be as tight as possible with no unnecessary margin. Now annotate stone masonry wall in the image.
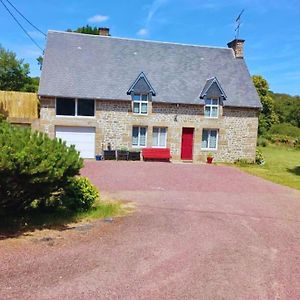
[39,97,258,162]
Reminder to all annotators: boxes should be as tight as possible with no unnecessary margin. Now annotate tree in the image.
[0,121,83,213]
[37,55,43,70]
[0,45,32,91]
[252,75,279,134]
[67,25,100,35]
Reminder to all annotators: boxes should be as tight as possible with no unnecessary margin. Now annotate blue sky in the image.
[0,0,299,95]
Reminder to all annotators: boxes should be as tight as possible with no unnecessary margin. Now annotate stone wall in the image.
[39,97,258,162]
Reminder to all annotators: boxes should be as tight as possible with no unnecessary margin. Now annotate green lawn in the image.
[237,145,300,190]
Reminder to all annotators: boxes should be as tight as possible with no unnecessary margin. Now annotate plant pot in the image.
[103,150,116,160]
[117,150,129,161]
[128,151,141,161]
[95,154,103,161]
[207,157,213,164]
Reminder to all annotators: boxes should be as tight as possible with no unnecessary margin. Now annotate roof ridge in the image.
[47,30,231,50]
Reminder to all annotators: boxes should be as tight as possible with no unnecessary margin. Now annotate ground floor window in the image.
[132,126,147,147]
[153,127,167,147]
[201,129,218,150]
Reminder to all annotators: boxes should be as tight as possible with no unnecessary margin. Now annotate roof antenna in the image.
[235,9,245,39]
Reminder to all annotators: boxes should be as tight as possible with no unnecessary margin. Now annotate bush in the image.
[269,123,300,139]
[61,177,99,211]
[0,121,83,213]
[257,136,269,147]
[255,148,264,165]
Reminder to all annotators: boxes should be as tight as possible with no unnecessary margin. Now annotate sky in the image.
[0,0,299,95]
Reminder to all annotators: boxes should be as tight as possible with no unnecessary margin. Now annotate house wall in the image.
[38,97,258,162]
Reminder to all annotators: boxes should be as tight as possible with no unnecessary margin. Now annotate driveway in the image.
[1,161,300,299]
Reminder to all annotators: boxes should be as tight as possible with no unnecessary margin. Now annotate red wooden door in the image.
[181,128,194,160]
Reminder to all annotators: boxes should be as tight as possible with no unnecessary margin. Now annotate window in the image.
[153,127,167,147]
[132,126,147,147]
[56,98,75,116]
[204,98,219,118]
[133,94,148,114]
[56,98,95,117]
[78,99,95,116]
[202,129,218,150]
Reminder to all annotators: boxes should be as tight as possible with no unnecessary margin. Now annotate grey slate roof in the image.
[39,30,261,108]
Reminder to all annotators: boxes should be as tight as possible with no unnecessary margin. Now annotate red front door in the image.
[181,128,194,160]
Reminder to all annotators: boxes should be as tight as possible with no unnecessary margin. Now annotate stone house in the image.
[38,28,261,161]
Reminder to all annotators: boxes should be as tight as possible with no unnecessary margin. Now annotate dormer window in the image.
[200,77,226,119]
[133,94,148,114]
[204,98,219,118]
[127,72,156,115]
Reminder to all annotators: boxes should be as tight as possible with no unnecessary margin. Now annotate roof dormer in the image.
[200,77,227,100]
[127,72,156,96]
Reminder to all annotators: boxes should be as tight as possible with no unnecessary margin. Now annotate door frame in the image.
[181,127,194,160]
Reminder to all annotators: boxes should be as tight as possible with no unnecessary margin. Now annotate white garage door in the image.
[56,126,95,158]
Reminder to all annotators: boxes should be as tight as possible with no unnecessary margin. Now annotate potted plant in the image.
[206,152,214,164]
[103,143,116,160]
[117,147,129,160]
[128,149,141,161]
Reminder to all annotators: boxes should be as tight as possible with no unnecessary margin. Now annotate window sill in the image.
[204,116,219,119]
[132,145,147,148]
[132,113,148,116]
[56,115,96,119]
[201,148,218,151]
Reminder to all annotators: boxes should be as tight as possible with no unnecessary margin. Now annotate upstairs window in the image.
[56,98,95,117]
[204,98,219,118]
[133,94,148,115]
[153,127,167,148]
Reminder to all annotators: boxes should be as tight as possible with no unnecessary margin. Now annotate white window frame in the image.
[152,127,167,148]
[204,98,219,118]
[132,126,147,148]
[201,129,219,150]
[55,98,96,118]
[132,94,148,115]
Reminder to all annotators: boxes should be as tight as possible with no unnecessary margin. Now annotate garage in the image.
[55,126,95,158]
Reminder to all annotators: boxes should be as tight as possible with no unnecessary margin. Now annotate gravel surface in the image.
[1,161,300,299]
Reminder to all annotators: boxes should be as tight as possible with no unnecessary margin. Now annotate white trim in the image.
[204,98,219,118]
[132,94,148,115]
[152,127,167,148]
[55,97,96,118]
[201,129,219,151]
[132,126,147,148]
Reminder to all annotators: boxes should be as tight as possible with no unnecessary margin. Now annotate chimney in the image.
[227,39,245,59]
[99,27,110,36]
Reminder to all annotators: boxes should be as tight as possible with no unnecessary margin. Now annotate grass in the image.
[236,144,300,190]
[0,199,131,238]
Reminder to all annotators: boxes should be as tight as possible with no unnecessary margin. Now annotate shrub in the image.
[257,136,269,147]
[234,158,253,166]
[0,121,83,213]
[255,148,265,165]
[269,123,300,139]
[61,177,99,211]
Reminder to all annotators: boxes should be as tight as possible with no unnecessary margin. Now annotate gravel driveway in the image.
[1,161,300,299]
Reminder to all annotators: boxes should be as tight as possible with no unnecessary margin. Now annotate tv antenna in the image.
[235,9,244,39]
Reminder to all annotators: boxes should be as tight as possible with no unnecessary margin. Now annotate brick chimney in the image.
[99,27,110,36]
[227,39,245,59]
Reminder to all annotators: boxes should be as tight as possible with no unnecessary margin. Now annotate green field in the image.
[237,145,300,190]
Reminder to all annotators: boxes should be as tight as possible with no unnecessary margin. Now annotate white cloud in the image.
[137,28,149,36]
[87,15,109,23]
[136,0,168,37]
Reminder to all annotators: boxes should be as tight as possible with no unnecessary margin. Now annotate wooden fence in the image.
[0,90,38,119]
